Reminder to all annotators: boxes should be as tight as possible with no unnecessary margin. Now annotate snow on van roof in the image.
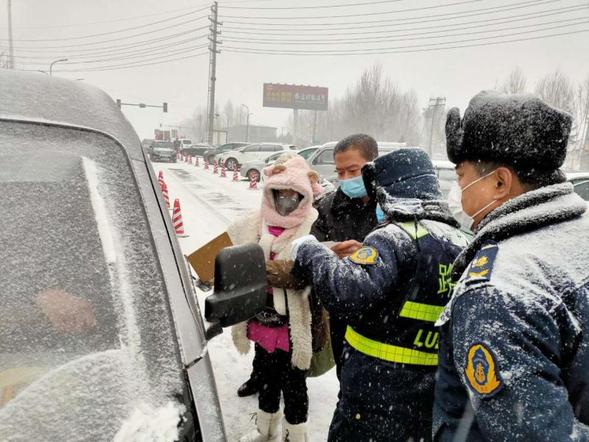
[0,70,142,160]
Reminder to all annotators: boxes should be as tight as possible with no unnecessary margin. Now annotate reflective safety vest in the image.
[345,220,468,366]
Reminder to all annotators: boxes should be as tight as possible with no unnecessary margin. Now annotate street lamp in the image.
[49,58,68,76]
[241,104,252,142]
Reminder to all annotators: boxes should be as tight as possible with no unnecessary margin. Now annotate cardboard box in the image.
[187,232,233,283]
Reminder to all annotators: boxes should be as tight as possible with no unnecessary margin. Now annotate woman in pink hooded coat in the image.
[227,153,322,442]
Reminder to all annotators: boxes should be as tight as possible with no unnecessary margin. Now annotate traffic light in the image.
[163,102,168,113]
[116,99,121,108]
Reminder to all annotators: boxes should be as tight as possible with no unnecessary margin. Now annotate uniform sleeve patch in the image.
[464,343,503,397]
[349,246,379,265]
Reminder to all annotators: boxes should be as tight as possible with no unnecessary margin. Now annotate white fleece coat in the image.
[227,208,317,370]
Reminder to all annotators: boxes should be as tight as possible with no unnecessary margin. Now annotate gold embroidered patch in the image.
[465,343,503,396]
[349,246,379,265]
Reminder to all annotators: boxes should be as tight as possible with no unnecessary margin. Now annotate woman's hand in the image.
[266,260,306,290]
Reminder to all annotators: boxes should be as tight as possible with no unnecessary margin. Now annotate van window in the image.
[0,121,183,439]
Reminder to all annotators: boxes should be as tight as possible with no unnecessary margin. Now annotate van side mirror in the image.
[204,244,267,340]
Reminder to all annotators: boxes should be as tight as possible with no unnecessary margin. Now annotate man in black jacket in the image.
[311,134,379,379]
[237,134,379,396]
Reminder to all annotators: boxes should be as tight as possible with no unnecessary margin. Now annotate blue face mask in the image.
[375,205,385,223]
[339,175,367,199]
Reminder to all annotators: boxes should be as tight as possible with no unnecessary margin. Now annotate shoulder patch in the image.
[349,246,379,265]
[465,242,498,283]
[464,343,503,397]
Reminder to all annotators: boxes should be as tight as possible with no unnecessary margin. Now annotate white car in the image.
[217,143,298,171]
[567,172,589,201]
[307,141,403,183]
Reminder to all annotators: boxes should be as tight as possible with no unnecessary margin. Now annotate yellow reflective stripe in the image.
[396,221,429,240]
[345,326,438,366]
[399,301,444,323]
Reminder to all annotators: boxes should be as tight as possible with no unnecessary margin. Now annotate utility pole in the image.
[241,104,251,142]
[7,0,15,69]
[206,2,222,145]
[427,97,446,158]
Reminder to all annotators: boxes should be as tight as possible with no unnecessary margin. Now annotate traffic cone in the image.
[158,171,164,186]
[220,161,227,178]
[172,198,188,237]
[161,181,170,209]
[232,166,239,182]
[213,161,218,174]
[195,156,200,167]
[204,158,209,170]
[248,171,258,190]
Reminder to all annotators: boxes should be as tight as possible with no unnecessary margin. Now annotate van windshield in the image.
[0,121,183,440]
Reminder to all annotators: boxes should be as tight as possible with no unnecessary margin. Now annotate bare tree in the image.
[501,67,527,95]
[288,65,423,146]
[535,70,575,113]
[223,99,235,128]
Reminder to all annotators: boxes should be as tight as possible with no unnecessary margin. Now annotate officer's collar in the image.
[452,182,586,280]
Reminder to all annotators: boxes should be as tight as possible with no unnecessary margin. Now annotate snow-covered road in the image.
[153,160,339,441]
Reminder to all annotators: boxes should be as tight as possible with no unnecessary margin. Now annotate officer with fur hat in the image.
[433,91,589,440]
[289,148,469,441]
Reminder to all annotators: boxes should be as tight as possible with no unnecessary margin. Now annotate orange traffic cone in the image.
[161,181,170,209]
[158,171,164,186]
[220,161,227,178]
[232,166,239,182]
[248,171,259,190]
[172,198,188,237]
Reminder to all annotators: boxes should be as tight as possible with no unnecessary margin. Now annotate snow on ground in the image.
[154,159,339,441]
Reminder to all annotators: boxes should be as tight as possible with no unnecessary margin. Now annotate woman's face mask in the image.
[275,190,302,216]
[447,170,498,232]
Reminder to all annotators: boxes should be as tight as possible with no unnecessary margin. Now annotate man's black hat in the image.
[446,90,572,171]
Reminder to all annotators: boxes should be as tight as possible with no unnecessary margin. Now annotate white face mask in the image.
[447,171,498,232]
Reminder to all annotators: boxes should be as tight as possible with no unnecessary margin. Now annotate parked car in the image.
[141,138,154,150]
[150,146,177,163]
[218,143,298,171]
[432,160,456,197]
[148,140,174,156]
[241,146,320,182]
[0,71,266,441]
[181,143,212,157]
[568,172,589,201]
[204,142,249,164]
[307,141,400,183]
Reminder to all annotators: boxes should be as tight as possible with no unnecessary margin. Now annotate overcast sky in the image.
[4,0,589,139]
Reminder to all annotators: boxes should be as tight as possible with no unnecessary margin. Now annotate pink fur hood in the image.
[261,155,323,229]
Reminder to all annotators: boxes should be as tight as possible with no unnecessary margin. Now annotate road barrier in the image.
[172,198,188,237]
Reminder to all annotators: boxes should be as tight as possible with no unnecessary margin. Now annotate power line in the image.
[0,4,211,30]
[15,42,210,66]
[9,28,207,53]
[223,0,556,27]
[221,0,483,20]
[222,16,589,45]
[222,0,403,10]
[223,26,589,55]
[1,14,208,43]
[13,35,209,61]
[49,49,209,73]
[222,3,587,36]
